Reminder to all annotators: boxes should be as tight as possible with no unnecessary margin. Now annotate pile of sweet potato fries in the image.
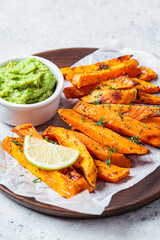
[2,55,160,199]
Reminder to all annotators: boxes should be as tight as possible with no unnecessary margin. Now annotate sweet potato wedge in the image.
[12,124,43,140]
[73,101,160,148]
[81,88,137,104]
[135,92,160,105]
[131,78,159,93]
[64,85,96,99]
[58,109,149,155]
[137,67,157,81]
[71,59,140,88]
[61,55,133,80]
[100,104,160,120]
[43,127,97,188]
[63,76,159,99]
[42,126,132,168]
[63,76,138,99]
[94,160,130,183]
[1,137,92,198]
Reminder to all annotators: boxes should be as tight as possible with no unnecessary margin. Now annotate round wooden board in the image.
[0,48,160,218]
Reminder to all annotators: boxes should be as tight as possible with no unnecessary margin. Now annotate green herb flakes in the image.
[33,177,41,183]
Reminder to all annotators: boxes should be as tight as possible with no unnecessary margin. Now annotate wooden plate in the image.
[0,48,160,218]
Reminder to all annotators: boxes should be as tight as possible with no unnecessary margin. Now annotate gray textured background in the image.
[0,0,160,239]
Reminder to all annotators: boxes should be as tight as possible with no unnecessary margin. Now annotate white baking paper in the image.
[0,40,160,215]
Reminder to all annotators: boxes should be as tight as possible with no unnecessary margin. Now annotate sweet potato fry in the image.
[44,127,97,188]
[58,109,149,155]
[63,76,159,99]
[61,55,133,80]
[73,101,160,148]
[137,67,157,81]
[63,85,96,99]
[12,123,43,140]
[131,78,159,93]
[81,88,137,104]
[1,137,92,198]
[63,76,138,99]
[135,92,160,105]
[71,59,140,88]
[94,160,130,183]
[42,126,132,168]
[100,104,160,120]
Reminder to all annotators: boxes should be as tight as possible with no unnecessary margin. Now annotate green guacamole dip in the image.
[0,58,57,104]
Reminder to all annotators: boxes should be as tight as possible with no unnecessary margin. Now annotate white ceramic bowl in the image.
[0,56,64,126]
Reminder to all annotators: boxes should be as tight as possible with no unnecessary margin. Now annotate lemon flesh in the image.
[24,136,79,170]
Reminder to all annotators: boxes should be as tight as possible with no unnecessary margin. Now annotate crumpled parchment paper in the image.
[0,41,160,215]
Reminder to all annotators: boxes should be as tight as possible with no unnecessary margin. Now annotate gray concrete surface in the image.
[0,0,160,239]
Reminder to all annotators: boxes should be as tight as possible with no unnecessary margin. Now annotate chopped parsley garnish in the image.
[118,112,124,121]
[105,159,111,167]
[130,136,140,144]
[91,99,101,105]
[108,86,119,91]
[33,177,41,183]
[112,147,118,153]
[89,89,94,95]
[95,117,106,127]
[45,136,49,141]
[103,66,110,70]
[139,128,144,134]
[97,92,102,98]
[19,147,23,152]
[45,136,58,144]
[49,140,58,144]
[12,139,22,146]
[81,115,85,122]
[105,149,112,167]
[95,86,101,90]
[119,105,123,111]
[106,145,118,153]
[128,103,132,110]
[107,104,111,109]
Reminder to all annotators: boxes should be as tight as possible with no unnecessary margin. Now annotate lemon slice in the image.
[24,136,79,170]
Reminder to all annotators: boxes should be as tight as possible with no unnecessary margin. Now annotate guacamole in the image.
[0,58,57,104]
